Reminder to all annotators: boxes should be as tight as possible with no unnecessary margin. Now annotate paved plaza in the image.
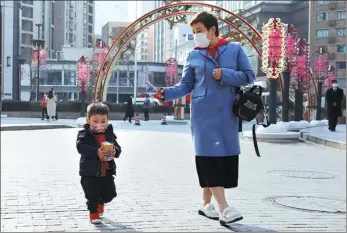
[1,122,346,232]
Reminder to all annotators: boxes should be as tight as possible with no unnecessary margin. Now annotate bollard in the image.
[134,113,141,126]
[161,113,167,125]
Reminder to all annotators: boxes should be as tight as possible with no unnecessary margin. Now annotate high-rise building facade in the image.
[101,21,130,47]
[20,1,56,60]
[153,0,166,63]
[137,27,154,62]
[309,0,347,91]
[54,0,95,52]
[1,0,21,100]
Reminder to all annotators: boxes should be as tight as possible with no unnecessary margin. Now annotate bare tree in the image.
[20,43,36,101]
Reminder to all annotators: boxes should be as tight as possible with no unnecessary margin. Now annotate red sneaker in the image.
[98,204,104,217]
[89,212,101,224]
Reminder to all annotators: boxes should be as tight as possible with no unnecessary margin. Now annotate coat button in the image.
[218,107,223,111]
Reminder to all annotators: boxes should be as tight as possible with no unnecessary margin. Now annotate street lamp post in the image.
[32,23,44,101]
[313,46,329,120]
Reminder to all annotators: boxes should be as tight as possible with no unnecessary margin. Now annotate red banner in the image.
[32,49,47,67]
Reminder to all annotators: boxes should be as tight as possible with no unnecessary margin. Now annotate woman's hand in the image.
[212,68,222,81]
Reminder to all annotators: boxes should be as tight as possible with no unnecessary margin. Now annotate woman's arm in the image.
[219,44,255,87]
[163,53,194,101]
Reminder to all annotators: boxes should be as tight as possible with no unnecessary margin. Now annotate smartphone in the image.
[145,81,162,96]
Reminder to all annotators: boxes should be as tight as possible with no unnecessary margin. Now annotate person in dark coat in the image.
[326,79,344,131]
[76,102,122,224]
[142,96,151,121]
[123,96,134,123]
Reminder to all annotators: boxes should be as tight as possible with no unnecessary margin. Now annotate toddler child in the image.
[76,102,121,224]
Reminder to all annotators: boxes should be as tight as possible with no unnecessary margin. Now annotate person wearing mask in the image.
[46,90,57,122]
[158,11,255,225]
[326,79,344,131]
[143,96,151,121]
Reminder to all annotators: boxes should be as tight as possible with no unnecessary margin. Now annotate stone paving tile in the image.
[1,126,346,232]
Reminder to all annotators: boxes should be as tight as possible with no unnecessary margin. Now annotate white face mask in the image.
[193,32,211,48]
[332,83,338,89]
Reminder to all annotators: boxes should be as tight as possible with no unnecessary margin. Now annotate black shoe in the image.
[41,118,44,120]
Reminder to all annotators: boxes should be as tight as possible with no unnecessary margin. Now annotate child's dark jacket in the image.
[76,124,121,177]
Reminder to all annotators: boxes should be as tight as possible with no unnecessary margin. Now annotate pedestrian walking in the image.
[326,79,344,131]
[40,93,48,120]
[158,11,255,225]
[46,90,57,122]
[123,96,134,123]
[76,102,122,224]
[143,95,151,121]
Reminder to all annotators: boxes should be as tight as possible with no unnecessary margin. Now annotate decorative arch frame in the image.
[93,1,316,120]
[94,1,263,102]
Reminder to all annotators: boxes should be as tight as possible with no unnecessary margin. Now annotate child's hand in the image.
[97,148,108,161]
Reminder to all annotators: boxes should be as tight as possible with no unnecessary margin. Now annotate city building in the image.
[174,24,195,65]
[221,0,309,83]
[101,21,130,47]
[20,0,56,60]
[136,27,154,62]
[176,40,195,65]
[153,0,166,63]
[309,0,347,91]
[54,0,95,52]
[20,47,183,103]
[1,0,21,100]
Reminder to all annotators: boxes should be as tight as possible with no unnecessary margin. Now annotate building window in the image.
[88,6,93,14]
[337,78,346,88]
[336,28,346,37]
[337,44,346,53]
[316,29,329,38]
[21,33,33,45]
[88,25,93,34]
[22,1,33,5]
[88,15,93,23]
[64,70,76,85]
[40,70,62,85]
[317,12,328,21]
[337,11,346,19]
[336,61,346,70]
[22,19,33,32]
[317,0,328,5]
[22,6,33,18]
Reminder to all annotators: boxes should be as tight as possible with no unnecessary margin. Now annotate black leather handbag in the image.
[233,85,270,157]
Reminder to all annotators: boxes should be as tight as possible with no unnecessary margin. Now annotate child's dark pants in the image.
[81,172,117,213]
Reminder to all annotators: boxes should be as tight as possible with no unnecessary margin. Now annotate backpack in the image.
[233,85,270,157]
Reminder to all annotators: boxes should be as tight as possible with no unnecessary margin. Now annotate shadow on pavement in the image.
[223,223,276,232]
[95,217,140,232]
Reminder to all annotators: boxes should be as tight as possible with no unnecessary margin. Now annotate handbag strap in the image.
[252,115,270,157]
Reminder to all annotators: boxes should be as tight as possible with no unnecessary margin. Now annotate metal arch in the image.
[94,1,263,102]
[99,12,262,101]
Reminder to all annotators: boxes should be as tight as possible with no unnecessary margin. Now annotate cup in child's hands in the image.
[101,141,115,161]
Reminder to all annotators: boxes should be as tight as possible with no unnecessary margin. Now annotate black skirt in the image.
[195,155,239,189]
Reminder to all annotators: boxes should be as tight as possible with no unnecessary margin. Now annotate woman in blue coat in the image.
[159,11,255,225]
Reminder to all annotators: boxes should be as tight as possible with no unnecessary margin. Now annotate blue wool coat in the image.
[164,42,255,157]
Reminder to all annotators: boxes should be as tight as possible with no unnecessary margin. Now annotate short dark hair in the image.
[190,11,219,36]
[87,102,109,118]
[332,79,337,83]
